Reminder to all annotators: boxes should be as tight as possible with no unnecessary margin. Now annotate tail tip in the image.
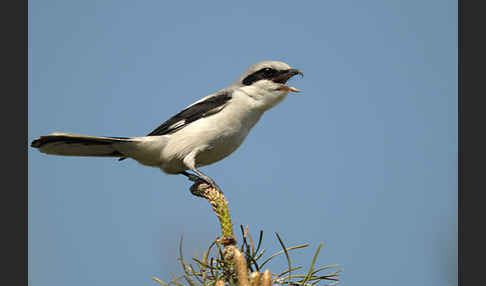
[31,137,42,148]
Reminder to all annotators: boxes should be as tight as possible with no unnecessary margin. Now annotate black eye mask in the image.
[242,68,302,86]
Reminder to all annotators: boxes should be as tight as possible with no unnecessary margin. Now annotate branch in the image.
[189,182,236,246]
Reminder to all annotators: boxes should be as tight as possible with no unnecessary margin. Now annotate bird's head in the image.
[236,61,303,111]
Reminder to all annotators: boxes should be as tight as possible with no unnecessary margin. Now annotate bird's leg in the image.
[180,171,203,183]
[182,153,223,194]
[180,170,223,194]
[190,168,223,194]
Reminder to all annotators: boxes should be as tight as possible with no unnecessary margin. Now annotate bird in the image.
[31,61,303,193]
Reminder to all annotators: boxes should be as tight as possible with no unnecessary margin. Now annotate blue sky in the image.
[28,1,457,285]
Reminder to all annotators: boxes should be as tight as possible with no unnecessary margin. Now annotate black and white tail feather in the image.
[30,133,131,157]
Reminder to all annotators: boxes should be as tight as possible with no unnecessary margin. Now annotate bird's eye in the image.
[262,68,276,78]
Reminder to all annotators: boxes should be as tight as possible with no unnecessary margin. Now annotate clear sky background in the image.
[28,1,457,285]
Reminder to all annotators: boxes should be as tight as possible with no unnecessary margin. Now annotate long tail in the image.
[31,132,132,157]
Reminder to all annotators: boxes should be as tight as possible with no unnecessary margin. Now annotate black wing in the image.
[146,92,232,136]
[118,92,232,161]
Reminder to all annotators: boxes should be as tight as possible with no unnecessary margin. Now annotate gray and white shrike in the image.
[31,61,303,192]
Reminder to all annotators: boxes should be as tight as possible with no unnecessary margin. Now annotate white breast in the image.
[159,91,264,173]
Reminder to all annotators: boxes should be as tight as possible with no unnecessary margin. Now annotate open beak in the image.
[273,69,304,93]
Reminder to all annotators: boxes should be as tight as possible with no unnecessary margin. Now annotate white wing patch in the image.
[168,120,186,131]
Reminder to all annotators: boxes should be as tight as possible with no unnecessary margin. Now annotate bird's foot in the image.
[193,178,223,194]
[186,173,203,183]
[181,171,224,195]
[189,180,212,197]
[191,180,223,196]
